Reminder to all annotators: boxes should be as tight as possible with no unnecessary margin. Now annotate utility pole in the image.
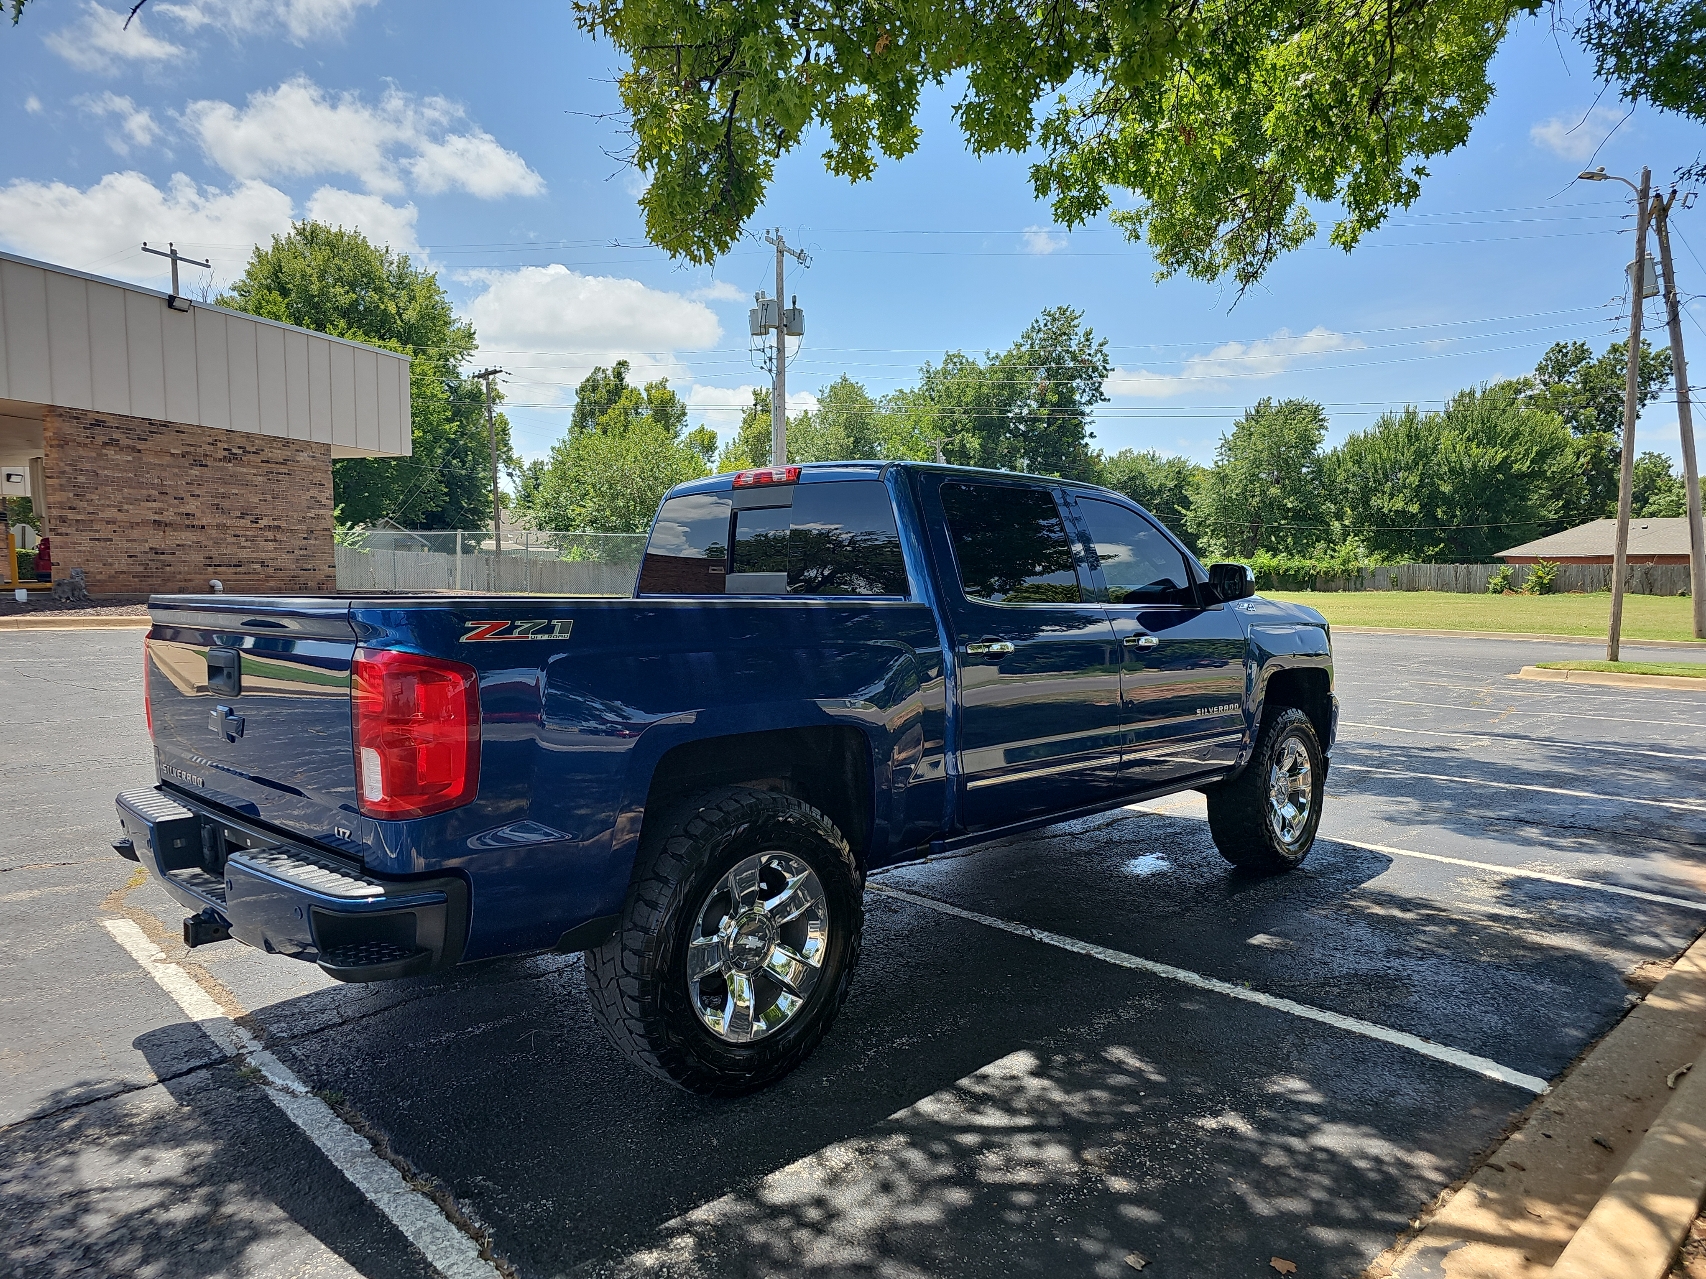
[141,242,211,311]
[752,230,808,466]
[1651,190,1706,638]
[1580,165,1653,662]
[472,368,505,582]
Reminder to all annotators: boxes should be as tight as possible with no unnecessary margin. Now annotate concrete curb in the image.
[0,615,150,631]
[1375,928,1706,1279]
[1549,1043,1706,1279]
[1515,666,1706,692]
[1333,625,1706,651]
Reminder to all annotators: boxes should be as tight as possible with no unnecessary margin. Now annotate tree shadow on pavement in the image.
[0,1059,436,1279]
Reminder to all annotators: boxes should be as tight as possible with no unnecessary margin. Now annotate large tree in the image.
[1327,384,1572,561]
[526,364,710,532]
[1186,398,1329,556]
[1515,339,1672,522]
[220,222,510,528]
[1098,450,1206,551]
[570,0,1704,289]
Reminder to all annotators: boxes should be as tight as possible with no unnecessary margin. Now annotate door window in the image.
[940,483,1083,604]
[1076,498,1196,606]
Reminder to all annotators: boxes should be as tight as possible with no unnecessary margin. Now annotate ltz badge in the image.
[459,619,575,642]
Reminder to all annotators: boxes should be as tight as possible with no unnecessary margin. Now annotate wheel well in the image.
[1262,667,1332,748]
[641,727,874,864]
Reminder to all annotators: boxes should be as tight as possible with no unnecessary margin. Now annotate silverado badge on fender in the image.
[460,619,574,641]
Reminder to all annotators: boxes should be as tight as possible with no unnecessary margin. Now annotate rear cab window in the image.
[638,478,909,597]
[939,482,1083,604]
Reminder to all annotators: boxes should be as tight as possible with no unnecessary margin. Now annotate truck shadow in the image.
[73,812,1700,1279]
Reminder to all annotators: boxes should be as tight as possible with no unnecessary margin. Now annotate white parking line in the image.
[1326,838,1706,913]
[1341,721,1706,765]
[101,918,500,1279]
[867,884,1550,1094]
[1124,802,1706,910]
[1365,698,1706,732]
[1335,762,1706,813]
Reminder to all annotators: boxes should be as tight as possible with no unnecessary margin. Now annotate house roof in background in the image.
[1496,517,1691,560]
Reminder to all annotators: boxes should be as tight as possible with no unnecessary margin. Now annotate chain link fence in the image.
[334,530,646,596]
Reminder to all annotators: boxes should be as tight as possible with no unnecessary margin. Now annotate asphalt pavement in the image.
[2,628,1703,1279]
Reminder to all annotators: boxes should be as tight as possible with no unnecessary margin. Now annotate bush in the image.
[1245,543,1383,590]
[13,549,35,581]
[1523,559,1559,595]
[1486,564,1513,594]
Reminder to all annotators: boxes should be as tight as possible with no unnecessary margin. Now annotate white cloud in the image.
[1530,106,1629,163]
[1105,327,1364,399]
[464,266,726,450]
[24,96,43,115]
[44,1,185,73]
[0,170,291,285]
[304,186,422,257]
[183,77,543,200]
[77,91,162,155]
[153,0,378,41]
[0,170,418,291]
[1022,225,1067,255]
[690,279,749,303]
[407,129,545,199]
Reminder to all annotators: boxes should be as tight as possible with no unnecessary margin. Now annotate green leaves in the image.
[524,364,707,531]
[579,0,1527,287]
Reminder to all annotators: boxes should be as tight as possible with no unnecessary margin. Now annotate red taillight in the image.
[731,466,801,488]
[350,648,481,820]
[143,636,153,736]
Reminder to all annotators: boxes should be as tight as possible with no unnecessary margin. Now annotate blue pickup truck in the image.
[115,461,1335,1094]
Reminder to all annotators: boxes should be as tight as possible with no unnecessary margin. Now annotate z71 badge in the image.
[459,619,574,641]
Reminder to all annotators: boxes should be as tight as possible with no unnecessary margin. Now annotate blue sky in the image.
[3,0,1703,473]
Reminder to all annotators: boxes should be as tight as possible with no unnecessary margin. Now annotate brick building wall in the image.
[43,406,336,595]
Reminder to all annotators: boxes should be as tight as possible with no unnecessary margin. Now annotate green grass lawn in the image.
[1262,590,1700,643]
[1535,659,1706,678]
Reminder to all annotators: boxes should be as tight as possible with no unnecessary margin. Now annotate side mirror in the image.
[1207,562,1255,602]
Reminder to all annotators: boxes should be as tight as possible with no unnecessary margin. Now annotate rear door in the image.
[921,476,1122,833]
[145,601,360,839]
[1069,496,1248,788]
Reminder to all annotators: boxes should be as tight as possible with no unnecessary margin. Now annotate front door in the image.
[924,477,1123,833]
[1070,495,1249,789]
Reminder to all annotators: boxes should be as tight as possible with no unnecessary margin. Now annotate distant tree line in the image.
[226,225,1687,562]
[516,310,1686,568]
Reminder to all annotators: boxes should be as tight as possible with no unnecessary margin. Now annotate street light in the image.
[1576,164,1654,662]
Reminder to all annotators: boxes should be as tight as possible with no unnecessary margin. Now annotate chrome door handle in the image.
[964,640,1015,656]
[1124,634,1159,649]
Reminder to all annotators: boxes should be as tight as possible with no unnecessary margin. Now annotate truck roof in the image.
[666,460,1128,502]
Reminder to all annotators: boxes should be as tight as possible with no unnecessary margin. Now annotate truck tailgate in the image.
[145,597,359,839]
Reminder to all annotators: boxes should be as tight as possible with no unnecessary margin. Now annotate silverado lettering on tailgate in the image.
[459,620,574,642]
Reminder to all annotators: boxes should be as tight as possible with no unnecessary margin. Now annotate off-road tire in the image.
[585,786,863,1096]
[1205,707,1325,872]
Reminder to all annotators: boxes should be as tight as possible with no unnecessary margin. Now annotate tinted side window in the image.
[644,480,908,597]
[638,492,730,594]
[941,483,1082,604]
[1076,497,1195,606]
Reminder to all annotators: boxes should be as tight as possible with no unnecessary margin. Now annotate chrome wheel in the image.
[1267,735,1314,847]
[686,851,830,1043]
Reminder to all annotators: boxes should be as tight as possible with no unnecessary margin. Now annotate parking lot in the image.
[4,628,1705,1279]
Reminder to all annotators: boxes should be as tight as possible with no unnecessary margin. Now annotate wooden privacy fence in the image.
[334,531,644,596]
[1300,562,1691,595]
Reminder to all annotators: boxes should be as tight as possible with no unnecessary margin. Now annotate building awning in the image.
[1496,517,1691,562]
[0,250,410,459]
